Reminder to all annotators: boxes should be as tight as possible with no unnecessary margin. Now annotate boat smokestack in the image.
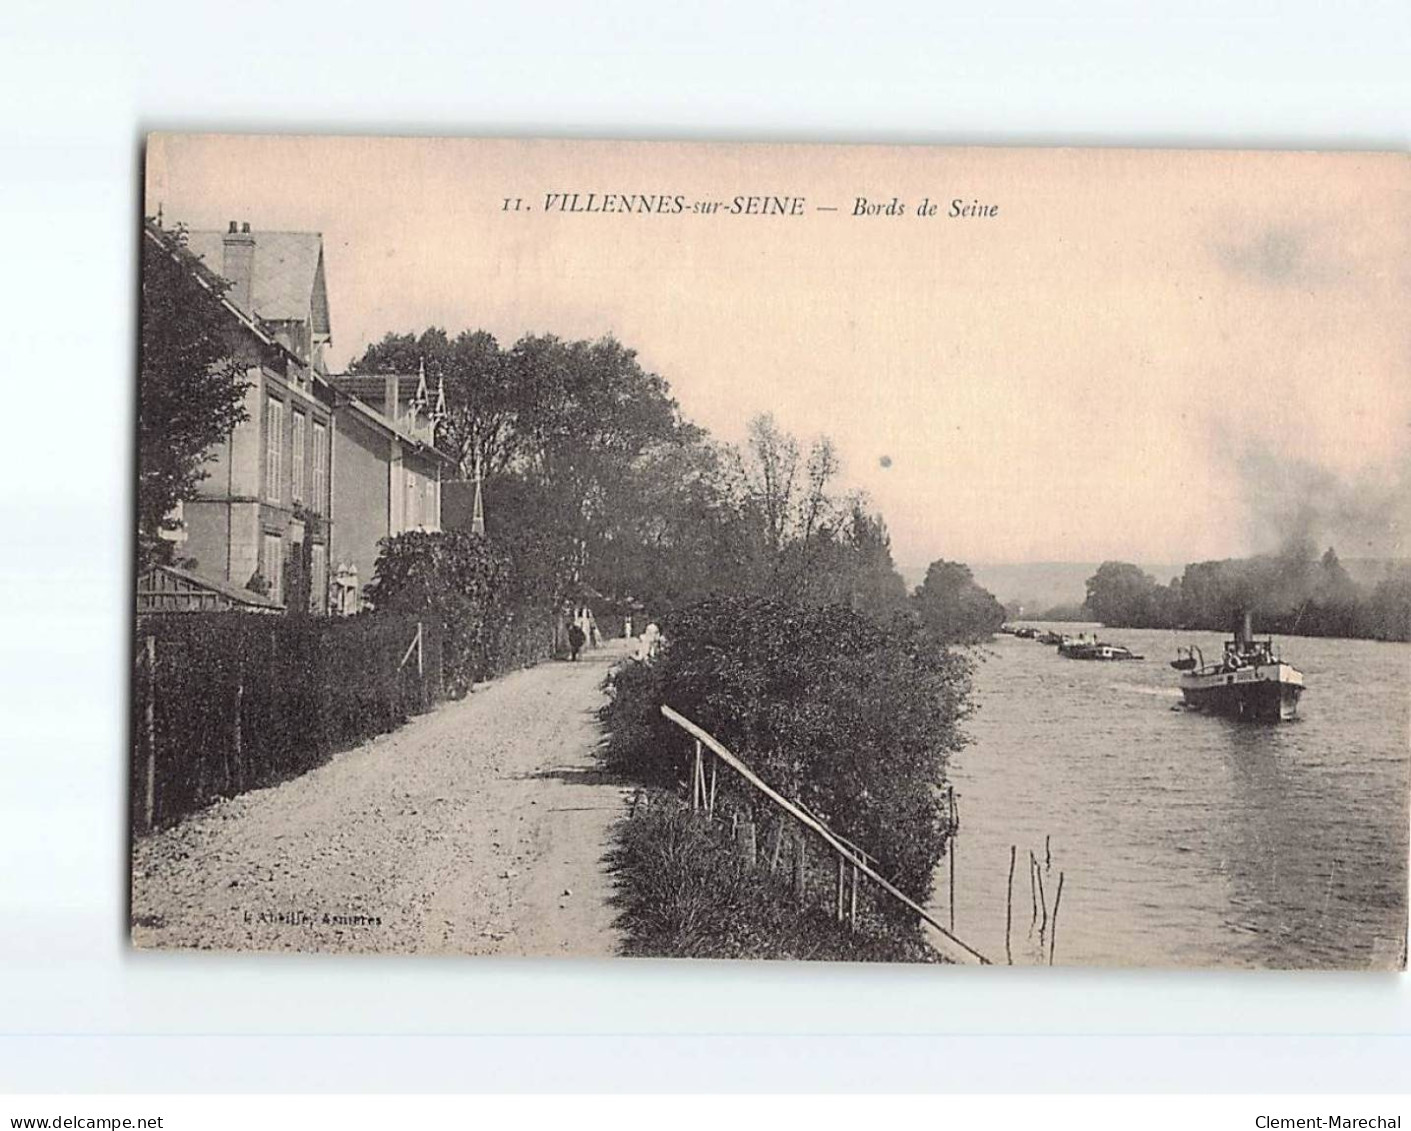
[1237,609,1253,650]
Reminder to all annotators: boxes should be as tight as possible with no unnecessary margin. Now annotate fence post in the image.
[1049,871,1065,966]
[948,786,958,932]
[737,817,757,866]
[691,739,702,810]
[835,855,845,921]
[850,862,859,928]
[143,634,157,833]
[1005,844,1016,965]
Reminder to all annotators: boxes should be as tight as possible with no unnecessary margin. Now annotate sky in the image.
[146,136,1409,569]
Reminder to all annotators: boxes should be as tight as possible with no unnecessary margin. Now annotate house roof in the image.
[144,223,294,359]
[185,229,330,335]
[338,394,457,468]
[146,222,335,402]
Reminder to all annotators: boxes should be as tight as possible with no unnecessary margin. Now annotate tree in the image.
[349,327,521,479]
[735,413,855,599]
[355,329,697,610]
[796,504,910,618]
[1084,561,1160,627]
[494,334,696,602]
[138,224,250,569]
[913,560,1005,643]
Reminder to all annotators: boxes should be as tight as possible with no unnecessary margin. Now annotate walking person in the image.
[567,622,586,662]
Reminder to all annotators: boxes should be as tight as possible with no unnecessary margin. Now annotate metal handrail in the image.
[659,703,990,966]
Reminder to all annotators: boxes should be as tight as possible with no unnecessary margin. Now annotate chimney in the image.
[222,220,255,313]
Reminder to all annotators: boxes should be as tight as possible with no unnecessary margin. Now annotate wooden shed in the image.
[136,564,285,615]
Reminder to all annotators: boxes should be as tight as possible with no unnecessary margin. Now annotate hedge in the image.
[600,595,973,908]
[131,612,443,833]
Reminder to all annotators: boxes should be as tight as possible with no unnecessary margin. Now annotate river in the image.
[930,623,1409,969]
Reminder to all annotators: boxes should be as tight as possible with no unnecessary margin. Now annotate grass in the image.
[607,794,943,963]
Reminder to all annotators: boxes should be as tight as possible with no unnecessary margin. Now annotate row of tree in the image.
[349,327,1005,641]
[1084,543,1411,641]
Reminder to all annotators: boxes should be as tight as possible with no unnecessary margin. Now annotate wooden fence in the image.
[659,704,990,966]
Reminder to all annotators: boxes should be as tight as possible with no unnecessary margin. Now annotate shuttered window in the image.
[291,410,306,502]
[264,397,284,502]
[311,421,328,513]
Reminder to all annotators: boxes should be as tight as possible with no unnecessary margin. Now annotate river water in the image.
[929,623,1409,969]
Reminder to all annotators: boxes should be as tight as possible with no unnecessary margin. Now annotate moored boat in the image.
[1058,633,1143,660]
[1172,612,1305,722]
[1061,628,1145,657]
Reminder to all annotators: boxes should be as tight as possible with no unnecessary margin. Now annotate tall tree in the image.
[138,224,250,569]
[1084,561,1161,627]
[502,334,695,596]
[349,327,521,478]
[914,559,1005,643]
[737,413,851,597]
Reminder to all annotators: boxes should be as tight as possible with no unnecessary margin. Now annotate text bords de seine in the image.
[503,193,998,218]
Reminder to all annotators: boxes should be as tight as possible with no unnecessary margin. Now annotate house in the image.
[142,219,455,617]
[143,219,336,613]
[324,372,454,614]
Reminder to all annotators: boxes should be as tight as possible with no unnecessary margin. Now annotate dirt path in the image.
[130,640,634,956]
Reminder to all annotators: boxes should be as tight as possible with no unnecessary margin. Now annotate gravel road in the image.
[130,640,634,956]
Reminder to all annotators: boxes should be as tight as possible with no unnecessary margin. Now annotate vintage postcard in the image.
[132,135,1409,969]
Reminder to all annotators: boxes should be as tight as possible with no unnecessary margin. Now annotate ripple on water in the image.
[932,625,1410,969]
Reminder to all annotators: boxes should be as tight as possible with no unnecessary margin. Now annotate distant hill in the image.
[1342,558,1410,588]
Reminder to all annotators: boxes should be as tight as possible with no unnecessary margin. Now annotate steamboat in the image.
[1171,612,1305,722]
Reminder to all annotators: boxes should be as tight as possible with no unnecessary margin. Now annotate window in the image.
[291,410,306,503]
[310,543,327,614]
[264,397,284,502]
[263,532,283,604]
[406,469,419,530]
[311,421,328,513]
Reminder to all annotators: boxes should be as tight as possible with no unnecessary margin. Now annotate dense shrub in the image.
[600,595,972,905]
[609,798,939,962]
[132,612,441,832]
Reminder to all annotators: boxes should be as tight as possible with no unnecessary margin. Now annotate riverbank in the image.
[596,596,975,964]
